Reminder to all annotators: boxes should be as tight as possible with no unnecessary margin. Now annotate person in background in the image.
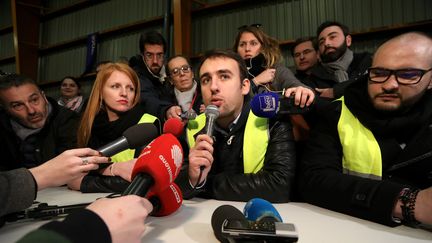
[299,32,432,226]
[0,148,152,243]
[233,24,315,107]
[57,76,85,113]
[176,49,297,203]
[68,63,159,193]
[291,37,320,82]
[304,21,372,99]
[129,30,180,121]
[0,74,79,171]
[166,55,205,118]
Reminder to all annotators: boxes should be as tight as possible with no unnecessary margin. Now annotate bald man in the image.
[298,32,432,227]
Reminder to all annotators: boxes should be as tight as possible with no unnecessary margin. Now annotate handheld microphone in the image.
[243,198,282,222]
[97,123,159,157]
[122,133,183,197]
[147,183,183,216]
[250,92,310,118]
[163,118,185,137]
[180,109,197,120]
[211,205,246,243]
[204,105,220,137]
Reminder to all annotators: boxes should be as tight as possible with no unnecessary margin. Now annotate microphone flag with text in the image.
[147,182,183,216]
[122,133,183,197]
[251,92,310,118]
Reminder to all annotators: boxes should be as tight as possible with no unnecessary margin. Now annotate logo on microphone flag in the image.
[260,94,277,112]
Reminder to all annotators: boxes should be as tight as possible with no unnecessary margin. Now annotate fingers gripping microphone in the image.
[147,183,183,216]
[243,198,283,222]
[122,133,183,197]
[163,118,185,137]
[251,92,310,118]
[97,123,159,157]
[204,105,220,137]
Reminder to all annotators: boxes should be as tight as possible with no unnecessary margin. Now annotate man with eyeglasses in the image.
[129,30,181,121]
[303,21,372,99]
[0,74,79,170]
[298,32,432,227]
[291,37,320,82]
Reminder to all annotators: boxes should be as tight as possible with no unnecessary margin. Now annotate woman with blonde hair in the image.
[233,25,315,107]
[69,62,159,193]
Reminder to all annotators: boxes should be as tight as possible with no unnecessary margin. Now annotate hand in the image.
[315,87,334,98]
[253,68,276,85]
[87,195,153,243]
[107,159,137,182]
[166,106,182,120]
[284,86,315,108]
[188,134,214,186]
[413,187,432,225]
[199,104,206,113]
[30,148,110,190]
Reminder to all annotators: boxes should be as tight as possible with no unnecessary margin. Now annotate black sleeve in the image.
[138,75,174,121]
[298,102,404,226]
[80,174,130,193]
[17,209,111,243]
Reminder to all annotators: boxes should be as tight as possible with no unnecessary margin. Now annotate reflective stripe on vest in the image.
[111,114,159,163]
[337,97,382,179]
[186,111,269,174]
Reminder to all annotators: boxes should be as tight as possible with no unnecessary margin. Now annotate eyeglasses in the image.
[143,52,164,61]
[368,67,432,85]
[294,49,315,58]
[237,23,262,30]
[170,65,191,77]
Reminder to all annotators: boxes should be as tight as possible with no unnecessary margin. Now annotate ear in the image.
[241,78,250,95]
[345,35,352,47]
[427,76,432,90]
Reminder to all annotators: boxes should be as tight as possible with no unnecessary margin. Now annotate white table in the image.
[0,187,431,243]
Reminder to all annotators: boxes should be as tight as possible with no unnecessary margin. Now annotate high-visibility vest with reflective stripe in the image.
[111,114,159,163]
[186,111,269,173]
[337,97,382,180]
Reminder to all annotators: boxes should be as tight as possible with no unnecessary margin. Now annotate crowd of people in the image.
[0,20,431,242]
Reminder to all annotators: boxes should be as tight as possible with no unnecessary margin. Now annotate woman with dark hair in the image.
[57,76,85,113]
[233,25,315,106]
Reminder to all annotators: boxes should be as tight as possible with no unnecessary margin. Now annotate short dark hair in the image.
[0,73,38,91]
[198,49,248,83]
[316,21,350,37]
[60,76,81,89]
[139,30,167,53]
[291,36,318,57]
[166,54,192,76]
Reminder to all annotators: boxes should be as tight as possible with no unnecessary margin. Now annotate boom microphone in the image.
[97,123,159,157]
[147,183,183,216]
[204,105,219,137]
[250,92,309,118]
[122,133,183,197]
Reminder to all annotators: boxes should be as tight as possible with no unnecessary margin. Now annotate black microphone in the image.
[180,109,197,120]
[211,205,246,243]
[250,92,310,118]
[204,105,220,137]
[97,123,158,157]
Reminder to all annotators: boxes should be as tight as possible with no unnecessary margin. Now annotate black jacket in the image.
[176,100,297,203]
[164,81,204,116]
[303,52,372,98]
[129,54,173,121]
[299,76,432,226]
[0,97,79,170]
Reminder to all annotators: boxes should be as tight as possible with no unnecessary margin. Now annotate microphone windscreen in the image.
[163,118,184,137]
[122,123,159,148]
[132,134,183,193]
[211,205,245,243]
[243,198,283,222]
[148,183,183,216]
[205,104,220,118]
[250,92,279,118]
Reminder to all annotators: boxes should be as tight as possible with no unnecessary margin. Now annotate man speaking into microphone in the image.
[176,50,297,203]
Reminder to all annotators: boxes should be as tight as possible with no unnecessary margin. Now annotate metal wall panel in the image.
[42,0,82,9]
[0,33,14,57]
[0,0,12,28]
[0,63,16,73]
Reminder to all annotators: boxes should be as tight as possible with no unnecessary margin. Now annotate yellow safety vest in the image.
[111,114,159,163]
[186,111,269,173]
[337,97,382,179]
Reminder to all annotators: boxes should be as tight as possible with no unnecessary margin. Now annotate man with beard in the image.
[298,32,432,226]
[0,74,79,170]
[129,30,181,121]
[304,21,372,99]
